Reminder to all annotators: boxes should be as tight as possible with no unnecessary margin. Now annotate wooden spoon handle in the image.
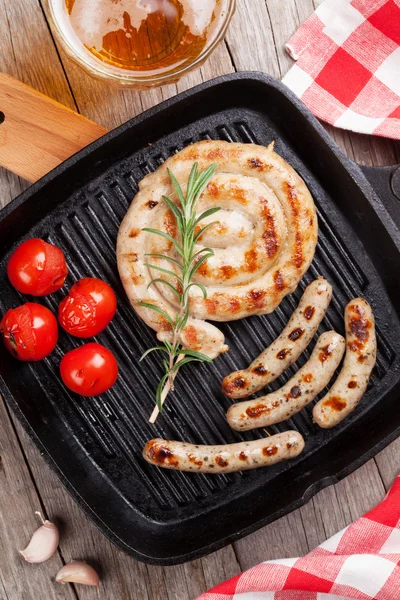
[0,73,107,182]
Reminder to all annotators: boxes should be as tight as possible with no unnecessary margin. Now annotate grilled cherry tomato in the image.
[58,277,117,338]
[0,303,58,361]
[60,343,118,396]
[7,238,68,296]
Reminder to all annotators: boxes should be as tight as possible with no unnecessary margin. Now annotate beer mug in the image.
[47,0,236,87]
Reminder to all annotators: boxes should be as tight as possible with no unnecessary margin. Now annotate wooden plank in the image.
[0,397,77,600]
[375,438,400,491]
[235,459,387,570]
[9,410,240,600]
[225,0,281,78]
[0,1,399,598]
[0,0,78,200]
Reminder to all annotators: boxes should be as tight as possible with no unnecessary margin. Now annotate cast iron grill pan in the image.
[0,74,399,564]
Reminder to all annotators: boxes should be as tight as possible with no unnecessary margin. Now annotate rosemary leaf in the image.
[140,346,170,361]
[137,301,175,328]
[183,282,207,301]
[141,162,219,420]
[193,221,219,244]
[142,228,184,257]
[194,207,221,225]
[143,262,183,283]
[145,253,183,267]
[177,349,213,362]
[147,278,182,301]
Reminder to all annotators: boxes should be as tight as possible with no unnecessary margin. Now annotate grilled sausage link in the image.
[313,298,376,429]
[222,277,332,398]
[227,331,345,431]
[143,431,304,474]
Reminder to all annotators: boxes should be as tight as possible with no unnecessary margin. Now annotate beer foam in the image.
[179,0,215,36]
[69,0,153,50]
[68,0,215,50]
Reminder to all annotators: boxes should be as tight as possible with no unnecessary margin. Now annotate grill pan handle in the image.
[360,164,400,229]
[0,73,107,182]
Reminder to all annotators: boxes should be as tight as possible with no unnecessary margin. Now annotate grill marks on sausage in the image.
[348,380,357,389]
[163,210,177,243]
[229,183,249,205]
[246,404,269,418]
[207,182,219,197]
[147,200,158,209]
[274,270,285,291]
[253,365,268,375]
[303,373,313,383]
[319,344,332,363]
[323,396,347,412]
[205,297,218,315]
[262,445,278,457]
[247,288,266,310]
[282,181,304,269]
[183,324,200,349]
[294,232,304,269]
[207,148,224,160]
[238,451,248,461]
[220,265,235,280]
[233,377,246,389]
[248,157,263,169]
[244,249,259,273]
[277,348,289,360]
[215,456,229,468]
[289,385,302,399]
[223,374,247,396]
[349,315,371,343]
[260,207,279,258]
[228,297,241,314]
[147,442,179,467]
[188,454,203,467]
[289,327,305,341]
[348,340,364,352]
[304,305,315,320]
[129,227,141,238]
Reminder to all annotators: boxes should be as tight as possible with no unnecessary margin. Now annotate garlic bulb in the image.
[56,561,100,586]
[19,512,59,563]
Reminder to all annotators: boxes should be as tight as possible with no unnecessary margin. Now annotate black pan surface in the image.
[0,73,399,565]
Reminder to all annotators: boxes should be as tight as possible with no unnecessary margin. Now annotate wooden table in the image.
[0,1,399,599]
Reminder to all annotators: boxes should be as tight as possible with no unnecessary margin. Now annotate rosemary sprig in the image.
[138,162,220,422]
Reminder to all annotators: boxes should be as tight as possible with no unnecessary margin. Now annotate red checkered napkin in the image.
[281,0,400,139]
[196,476,400,600]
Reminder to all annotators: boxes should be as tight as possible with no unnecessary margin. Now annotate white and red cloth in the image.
[282,0,400,139]
[196,476,400,600]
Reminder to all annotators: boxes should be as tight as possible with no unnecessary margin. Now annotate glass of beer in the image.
[47,0,236,87]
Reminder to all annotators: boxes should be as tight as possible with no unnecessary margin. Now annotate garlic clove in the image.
[56,561,100,587]
[19,512,59,563]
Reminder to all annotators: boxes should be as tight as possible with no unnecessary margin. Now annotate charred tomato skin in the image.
[58,277,117,338]
[0,302,58,361]
[7,238,68,296]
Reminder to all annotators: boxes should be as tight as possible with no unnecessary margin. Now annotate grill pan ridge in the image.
[0,73,400,564]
